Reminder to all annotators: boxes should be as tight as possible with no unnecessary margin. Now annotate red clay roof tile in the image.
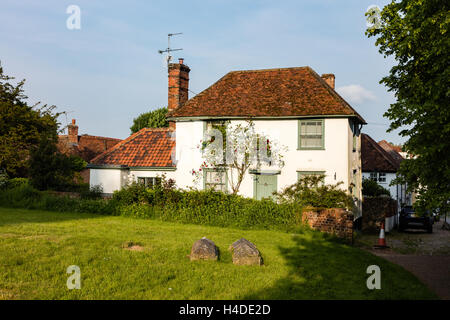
[90,128,175,168]
[58,135,122,162]
[362,134,401,172]
[168,66,366,123]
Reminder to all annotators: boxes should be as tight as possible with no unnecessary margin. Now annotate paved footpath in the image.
[371,251,450,300]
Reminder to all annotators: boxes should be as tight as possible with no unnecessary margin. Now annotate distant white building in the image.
[89,60,367,218]
[361,134,412,229]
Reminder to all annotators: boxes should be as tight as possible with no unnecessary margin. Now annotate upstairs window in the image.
[369,172,386,183]
[352,121,360,152]
[298,119,324,150]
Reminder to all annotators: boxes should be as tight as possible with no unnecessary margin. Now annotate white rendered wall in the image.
[174,118,353,198]
[174,121,205,190]
[90,169,126,194]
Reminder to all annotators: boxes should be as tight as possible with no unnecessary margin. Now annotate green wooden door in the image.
[254,174,278,200]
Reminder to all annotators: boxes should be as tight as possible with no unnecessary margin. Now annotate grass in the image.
[0,207,437,300]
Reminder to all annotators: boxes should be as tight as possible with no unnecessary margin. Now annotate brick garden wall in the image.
[302,208,354,242]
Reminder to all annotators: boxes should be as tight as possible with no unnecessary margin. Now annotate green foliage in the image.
[0,184,113,214]
[275,175,354,210]
[366,0,450,214]
[0,173,352,233]
[28,132,86,191]
[130,107,168,133]
[362,178,391,197]
[0,65,60,177]
[80,185,103,200]
[0,170,9,189]
[115,188,303,232]
[0,177,304,233]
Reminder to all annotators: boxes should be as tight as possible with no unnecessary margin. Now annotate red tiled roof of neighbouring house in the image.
[378,140,404,164]
[58,135,122,162]
[168,66,366,123]
[361,134,401,172]
[89,128,175,168]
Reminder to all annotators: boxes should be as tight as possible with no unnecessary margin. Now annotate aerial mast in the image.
[158,33,183,67]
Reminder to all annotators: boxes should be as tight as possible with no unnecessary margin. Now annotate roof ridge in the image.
[306,68,366,124]
[90,129,147,163]
[362,134,398,170]
[90,127,174,164]
[378,140,404,165]
[228,66,310,74]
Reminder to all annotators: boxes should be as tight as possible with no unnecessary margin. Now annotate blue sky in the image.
[0,0,403,144]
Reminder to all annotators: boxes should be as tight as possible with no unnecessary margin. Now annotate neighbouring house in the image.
[88,127,176,193]
[58,119,122,183]
[89,59,366,218]
[361,133,412,228]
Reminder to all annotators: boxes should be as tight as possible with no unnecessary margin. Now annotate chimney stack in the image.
[68,119,78,145]
[321,74,335,89]
[168,58,190,129]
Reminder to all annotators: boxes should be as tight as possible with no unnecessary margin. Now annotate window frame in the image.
[297,119,325,150]
[203,168,227,192]
[297,171,326,184]
[137,177,162,188]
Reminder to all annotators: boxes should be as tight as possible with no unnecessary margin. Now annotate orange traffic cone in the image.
[374,222,389,249]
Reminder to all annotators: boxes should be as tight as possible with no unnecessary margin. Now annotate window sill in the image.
[297,147,325,151]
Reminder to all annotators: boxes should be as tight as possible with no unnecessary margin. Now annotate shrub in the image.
[275,175,354,210]
[0,184,42,208]
[80,185,103,200]
[7,177,30,189]
[0,175,308,233]
[0,171,9,189]
[362,178,391,197]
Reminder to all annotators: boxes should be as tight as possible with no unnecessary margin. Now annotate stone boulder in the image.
[190,237,219,261]
[229,238,262,266]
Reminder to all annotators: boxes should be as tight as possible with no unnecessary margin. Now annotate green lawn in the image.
[0,207,437,299]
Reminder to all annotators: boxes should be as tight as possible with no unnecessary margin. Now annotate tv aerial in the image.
[158,33,183,67]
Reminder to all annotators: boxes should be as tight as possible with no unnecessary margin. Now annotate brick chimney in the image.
[68,119,78,145]
[321,74,335,89]
[168,58,190,129]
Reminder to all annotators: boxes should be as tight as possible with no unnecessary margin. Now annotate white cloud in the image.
[336,84,376,104]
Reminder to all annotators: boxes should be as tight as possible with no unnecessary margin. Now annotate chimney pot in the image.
[321,73,335,89]
[68,119,79,145]
[168,60,190,130]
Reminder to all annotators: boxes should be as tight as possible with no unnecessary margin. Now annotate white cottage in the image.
[89,59,367,217]
[361,133,412,211]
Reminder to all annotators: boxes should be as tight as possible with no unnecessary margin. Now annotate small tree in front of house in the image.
[191,120,287,194]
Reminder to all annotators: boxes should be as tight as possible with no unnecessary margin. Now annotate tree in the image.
[192,121,287,194]
[130,107,168,133]
[0,64,59,177]
[362,178,391,197]
[29,131,86,190]
[366,0,449,215]
[0,63,85,190]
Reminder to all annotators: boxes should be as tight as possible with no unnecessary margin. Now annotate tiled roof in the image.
[168,66,366,123]
[58,135,122,162]
[90,128,175,168]
[378,140,404,164]
[361,134,401,172]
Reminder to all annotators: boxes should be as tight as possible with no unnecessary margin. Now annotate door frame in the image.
[252,170,280,200]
